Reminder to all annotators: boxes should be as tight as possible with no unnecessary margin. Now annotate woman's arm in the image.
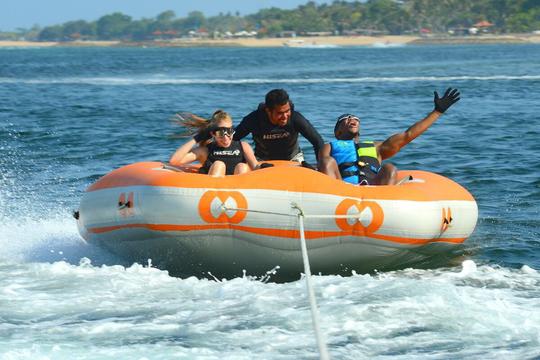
[169,138,208,166]
[241,141,259,170]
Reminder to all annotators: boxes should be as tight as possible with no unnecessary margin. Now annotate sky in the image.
[1,0,331,31]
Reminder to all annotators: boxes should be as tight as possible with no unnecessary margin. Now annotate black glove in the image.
[258,163,274,169]
[193,126,215,142]
[434,88,460,113]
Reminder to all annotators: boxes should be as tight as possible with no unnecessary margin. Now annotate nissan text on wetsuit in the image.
[199,139,245,175]
[233,89,324,162]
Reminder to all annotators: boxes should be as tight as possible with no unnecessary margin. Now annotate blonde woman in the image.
[169,110,258,177]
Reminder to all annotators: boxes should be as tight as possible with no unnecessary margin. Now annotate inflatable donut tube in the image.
[77,161,478,280]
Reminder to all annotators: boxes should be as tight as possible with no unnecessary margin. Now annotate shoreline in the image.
[1,34,540,48]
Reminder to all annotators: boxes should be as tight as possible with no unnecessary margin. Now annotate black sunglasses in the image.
[214,127,235,137]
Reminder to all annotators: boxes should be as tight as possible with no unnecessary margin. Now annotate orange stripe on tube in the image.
[86,223,466,245]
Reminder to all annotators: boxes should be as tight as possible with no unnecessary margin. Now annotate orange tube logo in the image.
[441,207,453,233]
[198,190,248,224]
[335,199,384,235]
[118,192,134,217]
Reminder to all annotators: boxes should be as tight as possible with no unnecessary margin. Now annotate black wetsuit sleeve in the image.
[233,113,253,141]
[294,112,324,158]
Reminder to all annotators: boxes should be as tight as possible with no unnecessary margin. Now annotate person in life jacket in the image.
[169,110,259,177]
[233,89,324,163]
[318,88,461,185]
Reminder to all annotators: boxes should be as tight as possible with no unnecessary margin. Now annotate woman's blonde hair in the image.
[171,110,232,145]
[209,110,232,126]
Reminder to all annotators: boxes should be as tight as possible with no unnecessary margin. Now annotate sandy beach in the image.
[1,34,539,48]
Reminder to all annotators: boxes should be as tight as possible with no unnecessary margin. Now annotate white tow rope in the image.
[292,203,331,360]
[221,201,368,360]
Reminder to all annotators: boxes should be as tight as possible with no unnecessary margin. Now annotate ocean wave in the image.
[1,75,540,85]
[0,259,538,359]
[0,212,120,265]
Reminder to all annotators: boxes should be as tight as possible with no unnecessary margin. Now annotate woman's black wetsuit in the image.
[199,141,245,175]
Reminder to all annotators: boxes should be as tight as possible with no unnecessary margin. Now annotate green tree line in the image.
[5,0,539,41]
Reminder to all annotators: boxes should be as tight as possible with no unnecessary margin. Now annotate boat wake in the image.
[0,212,123,266]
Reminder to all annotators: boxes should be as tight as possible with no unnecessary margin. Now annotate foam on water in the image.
[0,210,121,267]
[1,75,540,86]
[0,260,538,359]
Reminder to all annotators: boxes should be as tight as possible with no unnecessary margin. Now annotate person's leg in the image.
[317,156,342,180]
[234,162,250,175]
[207,161,226,177]
[373,163,397,185]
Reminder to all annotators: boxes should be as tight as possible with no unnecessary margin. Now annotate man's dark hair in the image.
[265,89,290,109]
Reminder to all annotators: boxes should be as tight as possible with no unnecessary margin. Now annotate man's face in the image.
[266,102,291,127]
[336,116,360,139]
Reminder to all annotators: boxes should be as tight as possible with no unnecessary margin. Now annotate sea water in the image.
[0,45,539,359]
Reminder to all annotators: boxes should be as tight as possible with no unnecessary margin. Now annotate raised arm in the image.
[169,138,208,166]
[378,88,460,160]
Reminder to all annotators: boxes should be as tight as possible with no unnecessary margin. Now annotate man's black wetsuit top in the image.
[233,103,324,161]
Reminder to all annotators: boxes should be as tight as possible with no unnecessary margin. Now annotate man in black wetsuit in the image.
[233,89,324,162]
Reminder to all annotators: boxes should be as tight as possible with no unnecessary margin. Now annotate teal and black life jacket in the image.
[329,139,381,185]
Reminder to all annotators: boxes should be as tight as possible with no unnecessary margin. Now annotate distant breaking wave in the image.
[1,75,540,85]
